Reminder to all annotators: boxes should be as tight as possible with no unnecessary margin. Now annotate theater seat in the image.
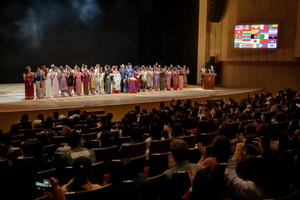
[65,183,112,200]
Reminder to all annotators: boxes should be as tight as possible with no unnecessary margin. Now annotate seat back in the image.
[82,132,98,149]
[92,145,118,173]
[44,144,56,160]
[148,153,169,177]
[178,135,197,148]
[196,120,211,134]
[170,171,191,200]
[37,168,57,178]
[131,155,146,173]
[147,173,167,199]
[52,136,66,147]
[121,142,147,159]
[149,138,171,154]
[187,117,200,129]
[198,131,218,146]
[65,183,112,200]
[223,122,239,139]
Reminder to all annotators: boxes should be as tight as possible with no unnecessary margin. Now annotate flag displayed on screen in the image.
[234,24,278,49]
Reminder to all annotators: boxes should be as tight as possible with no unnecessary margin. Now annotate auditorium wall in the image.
[203,0,300,93]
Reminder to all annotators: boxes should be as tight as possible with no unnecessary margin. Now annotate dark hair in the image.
[122,124,132,137]
[100,130,113,148]
[106,113,113,121]
[9,124,19,135]
[0,142,11,160]
[150,123,162,140]
[20,114,29,122]
[131,126,142,142]
[37,114,44,121]
[67,131,83,148]
[53,111,59,120]
[21,139,44,158]
[81,123,90,134]
[79,113,87,121]
[69,157,93,191]
[172,122,183,137]
[35,132,51,146]
[62,118,69,126]
[262,112,272,124]
[238,113,248,121]
[170,139,188,162]
[159,102,165,110]
[102,122,112,131]
[209,135,231,163]
[275,112,285,122]
[0,133,12,147]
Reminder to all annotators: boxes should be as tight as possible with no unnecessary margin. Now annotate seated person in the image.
[224,138,293,199]
[164,138,199,181]
[62,156,101,192]
[58,130,96,168]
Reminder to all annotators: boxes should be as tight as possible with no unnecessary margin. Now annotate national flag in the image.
[251,39,260,44]
[268,43,277,48]
[235,25,244,30]
[260,31,269,34]
[235,30,243,34]
[251,25,261,29]
[270,24,278,29]
[260,39,269,44]
[261,43,268,48]
[257,34,265,39]
[251,43,262,48]
[244,25,250,30]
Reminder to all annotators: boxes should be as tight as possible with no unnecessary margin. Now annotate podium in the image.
[202,73,216,89]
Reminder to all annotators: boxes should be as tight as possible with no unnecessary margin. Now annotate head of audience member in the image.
[191,167,215,200]
[80,123,90,134]
[0,133,13,149]
[210,135,231,164]
[122,124,132,137]
[67,131,84,148]
[20,114,29,123]
[100,130,113,148]
[172,122,184,137]
[106,113,113,122]
[170,139,189,163]
[21,139,44,158]
[252,112,262,120]
[79,113,87,121]
[141,108,148,115]
[130,126,142,142]
[68,156,93,191]
[9,124,19,135]
[53,111,59,121]
[35,132,51,146]
[149,123,162,140]
[261,112,272,124]
[32,119,42,128]
[125,177,158,200]
[275,112,285,122]
[36,114,44,122]
[159,102,165,110]
[238,113,248,122]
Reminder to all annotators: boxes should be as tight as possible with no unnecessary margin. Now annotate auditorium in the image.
[0,0,300,199]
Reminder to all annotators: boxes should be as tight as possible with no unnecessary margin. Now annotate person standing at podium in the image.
[208,65,216,74]
[200,65,208,87]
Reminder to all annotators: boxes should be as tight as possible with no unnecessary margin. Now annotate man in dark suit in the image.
[119,64,126,93]
[209,65,216,74]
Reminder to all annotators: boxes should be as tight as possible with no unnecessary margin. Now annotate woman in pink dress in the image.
[51,67,60,98]
[172,68,179,90]
[75,68,83,96]
[165,67,172,91]
[23,66,34,99]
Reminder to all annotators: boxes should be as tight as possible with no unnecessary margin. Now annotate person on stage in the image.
[208,65,216,74]
[159,67,166,91]
[104,65,112,94]
[119,64,126,93]
[140,66,147,92]
[58,67,68,97]
[98,68,105,94]
[94,64,100,93]
[82,68,90,95]
[23,66,34,100]
[134,66,141,92]
[50,66,60,98]
[183,65,189,87]
[165,67,172,91]
[89,67,97,95]
[153,66,160,91]
[178,67,184,90]
[147,66,153,91]
[67,66,74,96]
[172,67,179,90]
[34,67,45,99]
[75,67,83,96]
[45,67,52,98]
[112,66,121,93]
[125,64,134,80]
[200,65,208,87]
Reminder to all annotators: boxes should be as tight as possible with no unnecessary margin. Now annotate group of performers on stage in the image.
[22,63,190,99]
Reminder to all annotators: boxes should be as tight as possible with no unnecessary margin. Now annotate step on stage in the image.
[0,83,263,132]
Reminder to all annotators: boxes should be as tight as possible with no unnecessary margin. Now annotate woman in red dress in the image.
[172,67,179,90]
[23,66,34,99]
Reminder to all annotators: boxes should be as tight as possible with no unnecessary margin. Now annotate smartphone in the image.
[245,139,257,147]
[35,177,53,192]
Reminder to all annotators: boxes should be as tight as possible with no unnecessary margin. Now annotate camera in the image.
[245,139,257,147]
[35,177,53,192]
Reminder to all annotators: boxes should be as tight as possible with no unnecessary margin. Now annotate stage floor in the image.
[0,83,262,113]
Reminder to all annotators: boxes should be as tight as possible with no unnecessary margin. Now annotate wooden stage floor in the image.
[0,83,263,132]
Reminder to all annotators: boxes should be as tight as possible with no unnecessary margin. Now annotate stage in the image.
[0,83,263,132]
